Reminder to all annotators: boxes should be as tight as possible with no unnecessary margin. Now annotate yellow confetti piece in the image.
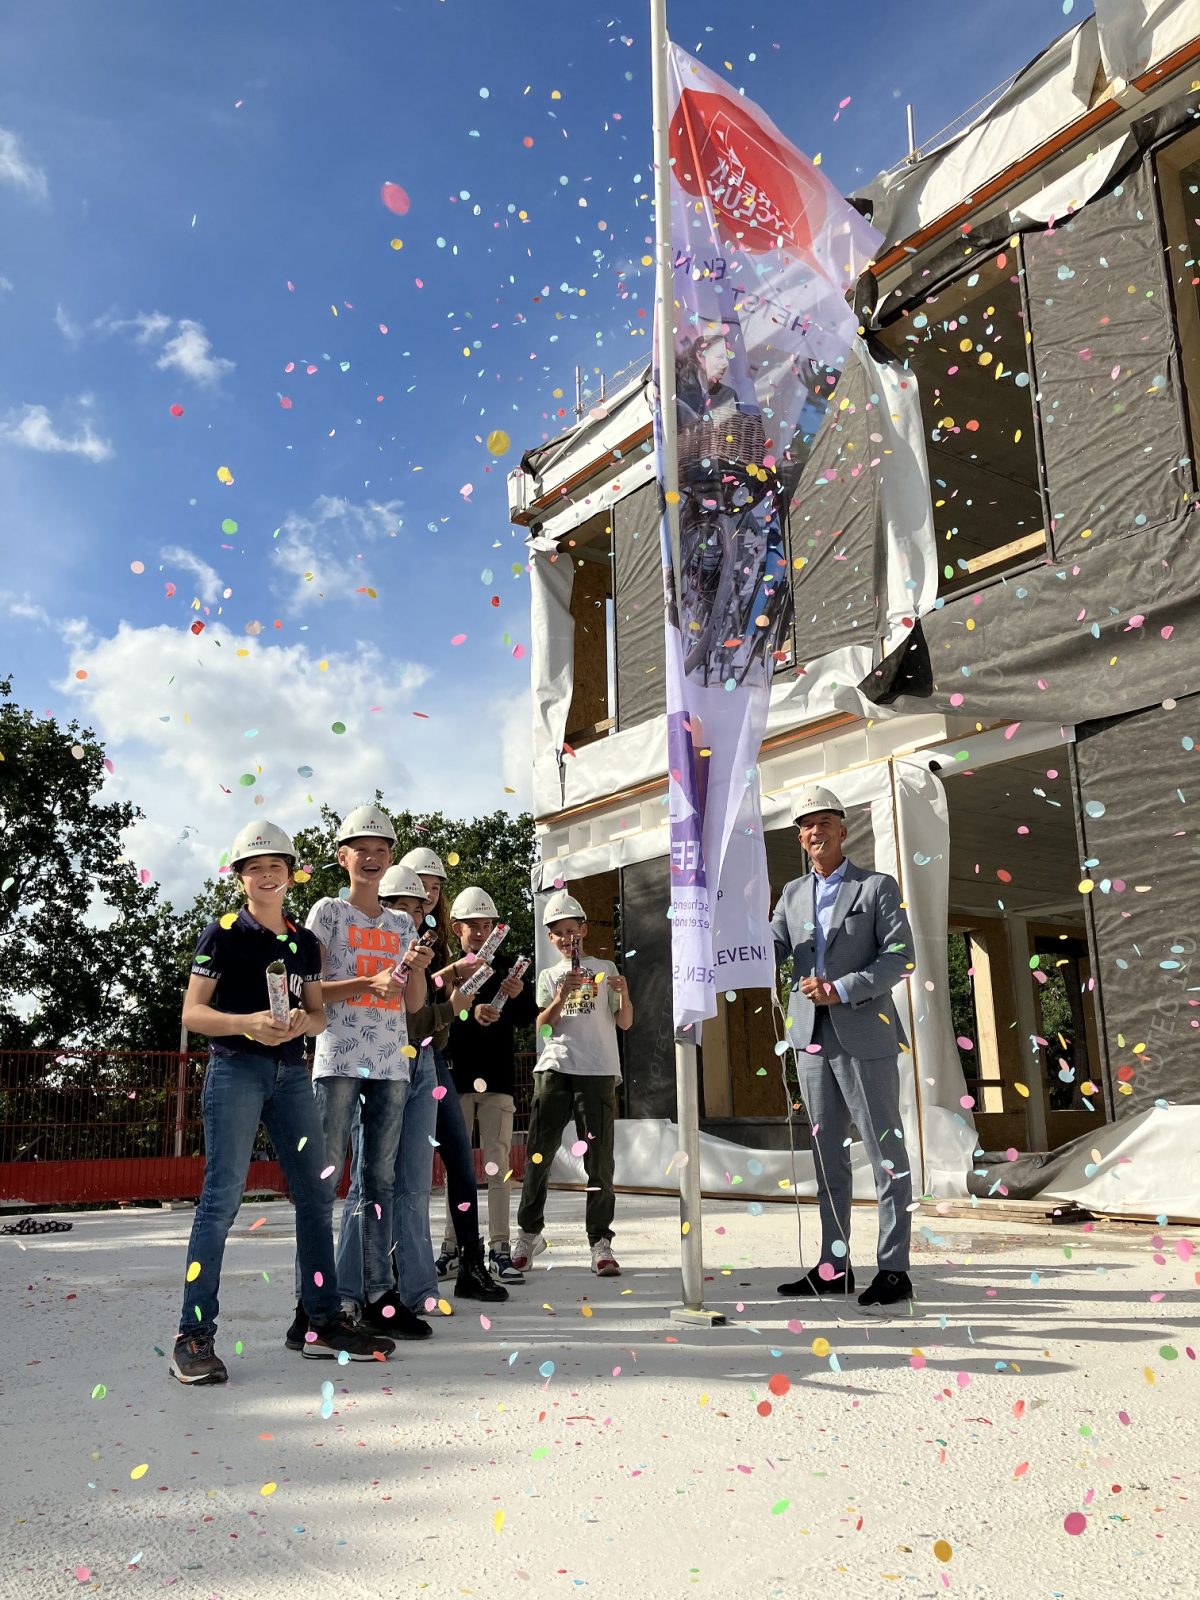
[486,430,510,456]
[664,489,680,504]
[219,912,238,930]
[1014,1082,1030,1098]
[1078,878,1095,894]
[437,1298,453,1316]
[447,851,461,866]
[933,1539,953,1563]
[581,1305,593,1318]
[1143,1366,1156,1384]
[130,1464,148,1481]
[699,1392,710,1407]
[811,1337,831,1357]
[260,1482,277,1496]
[493,1508,505,1534]
[401,1044,418,1058]
[186,1261,202,1283]
[681,1221,690,1235]
[216,464,233,484]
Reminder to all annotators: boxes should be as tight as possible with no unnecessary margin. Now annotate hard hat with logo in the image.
[399,846,447,879]
[790,784,846,826]
[450,886,499,921]
[336,804,397,845]
[229,820,296,870]
[378,865,427,903]
[542,889,586,925]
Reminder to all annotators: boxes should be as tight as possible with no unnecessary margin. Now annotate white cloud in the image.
[0,275,13,294]
[0,589,52,628]
[156,319,234,386]
[0,128,47,200]
[54,306,234,387]
[0,400,112,463]
[273,495,405,606]
[159,544,225,604]
[56,622,527,908]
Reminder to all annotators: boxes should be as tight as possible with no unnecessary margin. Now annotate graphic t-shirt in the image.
[534,957,622,1080]
[307,897,416,1081]
[190,908,322,1066]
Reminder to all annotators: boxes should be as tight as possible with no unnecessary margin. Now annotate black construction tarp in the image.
[788,350,885,664]
[1072,697,1200,1117]
[613,482,666,729]
[862,144,1200,726]
[620,854,677,1120]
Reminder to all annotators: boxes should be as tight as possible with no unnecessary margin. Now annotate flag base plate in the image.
[669,1305,727,1327]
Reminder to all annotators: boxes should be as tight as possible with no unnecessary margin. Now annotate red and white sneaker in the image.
[511,1231,546,1272]
[590,1240,620,1277]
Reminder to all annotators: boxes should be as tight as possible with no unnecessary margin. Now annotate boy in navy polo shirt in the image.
[171,821,395,1385]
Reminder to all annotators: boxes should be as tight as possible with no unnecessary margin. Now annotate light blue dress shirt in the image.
[812,860,850,1004]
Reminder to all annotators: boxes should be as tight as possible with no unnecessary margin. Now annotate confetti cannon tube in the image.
[492,955,530,1013]
[457,962,494,999]
[265,960,290,1026]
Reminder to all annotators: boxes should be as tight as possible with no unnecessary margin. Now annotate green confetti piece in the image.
[234,1340,244,1356]
[91,1384,107,1400]
[1160,1345,1179,1361]
[261,1272,270,1282]
[771,1499,790,1515]
[530,1446,549,1460]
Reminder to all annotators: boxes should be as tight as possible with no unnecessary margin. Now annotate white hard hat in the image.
[378,865,427,903]
[790,784,846,826]
[450,886,499,921]
[229,820,296,868]
[542,889,586,925]
[399,846,447,879]
[336,804,396,845]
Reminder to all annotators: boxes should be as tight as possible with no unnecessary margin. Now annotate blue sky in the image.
[0,0,1078,905]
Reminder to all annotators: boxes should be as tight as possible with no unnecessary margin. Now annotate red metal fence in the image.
[0,1049,533,1208]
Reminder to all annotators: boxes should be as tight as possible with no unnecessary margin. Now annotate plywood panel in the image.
[728,989,785,1117]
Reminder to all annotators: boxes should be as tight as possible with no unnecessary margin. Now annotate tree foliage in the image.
[0,677,188,1049]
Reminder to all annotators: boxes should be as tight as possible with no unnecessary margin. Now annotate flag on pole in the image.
[653,43,882,1034]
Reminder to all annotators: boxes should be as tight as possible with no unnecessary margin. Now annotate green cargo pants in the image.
[516,1070,619,1245]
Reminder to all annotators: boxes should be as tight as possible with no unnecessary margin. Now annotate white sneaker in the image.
[591,1240,620,1277]
[511,1231,546,1272]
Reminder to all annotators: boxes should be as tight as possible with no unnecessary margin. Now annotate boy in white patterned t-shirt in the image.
[298,805,432,1343]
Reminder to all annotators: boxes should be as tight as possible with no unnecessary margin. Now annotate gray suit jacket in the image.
[770,860,914,1058]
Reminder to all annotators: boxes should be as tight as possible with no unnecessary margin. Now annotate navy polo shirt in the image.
[190,907,322,1064]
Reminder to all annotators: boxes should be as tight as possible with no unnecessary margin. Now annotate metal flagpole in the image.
[650,0,725,1330]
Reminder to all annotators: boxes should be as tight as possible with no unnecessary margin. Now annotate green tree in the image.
[0,677,189,1050]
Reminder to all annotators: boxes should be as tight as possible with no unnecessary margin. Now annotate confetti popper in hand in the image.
[471,921,509,966]
[492,955,530,1013]
[265,960,290,1026]
[457,962,494,998]
[570,936,581,975]
[391,931,438,996]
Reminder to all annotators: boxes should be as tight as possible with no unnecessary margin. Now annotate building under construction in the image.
[511,2,1200,1216]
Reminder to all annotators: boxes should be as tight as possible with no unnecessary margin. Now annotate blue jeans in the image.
[313,1075,407,1304]
[179,1055,341,1338]
[435,1049,481,1250]
[337,1047,439,1311]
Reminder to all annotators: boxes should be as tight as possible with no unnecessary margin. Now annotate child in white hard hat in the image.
[440,885,537,1284]
[398,849,510,1304]
[289,805,433,1347]
[172,822,394,1384]
[511,889,633,1277]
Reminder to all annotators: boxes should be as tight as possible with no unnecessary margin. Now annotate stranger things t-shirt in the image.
[534,957,622,1079]
[307,898,416,1082]
[190,908,321,1066]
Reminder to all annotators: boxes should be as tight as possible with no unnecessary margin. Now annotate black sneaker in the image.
[776,1265,856,1298]
[303,1315,395,1361]
[285,1300,309,1352]
[170,1332,229,1385]
[857,1270,913,1308]
[488,1246,525,1284]
[362,1290,433,1340]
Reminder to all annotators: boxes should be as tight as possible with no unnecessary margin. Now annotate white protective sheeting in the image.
[1009,130,1133,226]
[861,22,1101,245]
[893,756,978,1196]
[872,348,939,653]
[559,715,668,813]
[1031,1105,1200,1220]
[528,543,575,817]
[1095,0,1200,84]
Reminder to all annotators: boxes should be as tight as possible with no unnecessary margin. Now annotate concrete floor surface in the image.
[3,1192,1198,1600]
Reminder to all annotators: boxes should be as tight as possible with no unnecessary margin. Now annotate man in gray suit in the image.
[770,786,916,1308]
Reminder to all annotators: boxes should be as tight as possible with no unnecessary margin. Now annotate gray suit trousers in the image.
[798,1012,913,1273]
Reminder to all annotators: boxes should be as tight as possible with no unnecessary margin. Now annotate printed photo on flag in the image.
[654,41,882,1034]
